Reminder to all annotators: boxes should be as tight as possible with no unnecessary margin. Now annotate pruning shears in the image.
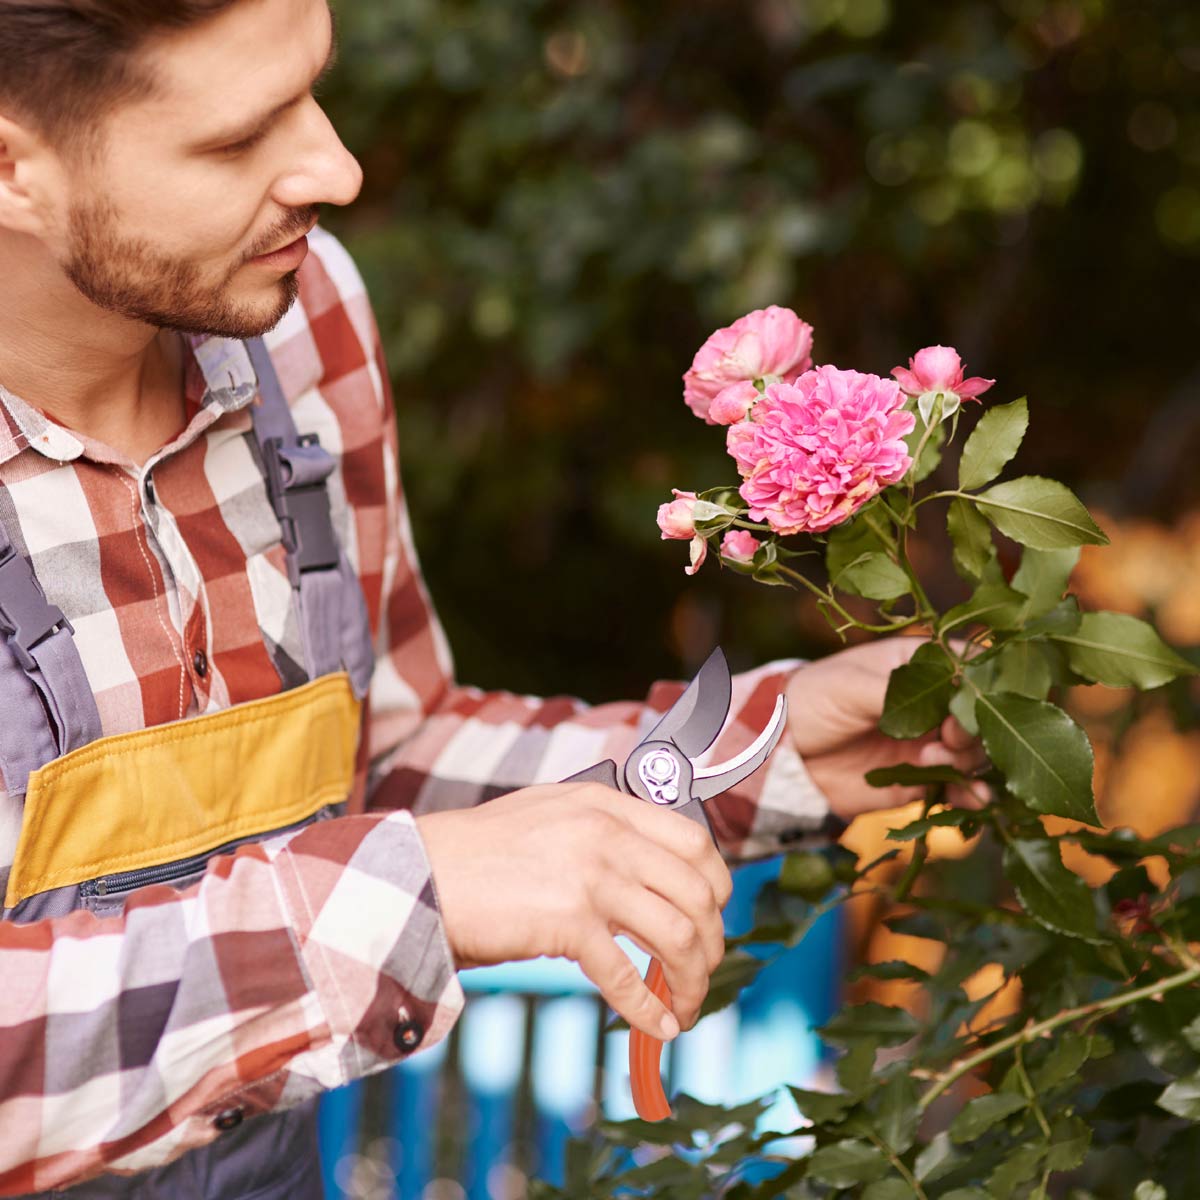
[564,647,789,1122]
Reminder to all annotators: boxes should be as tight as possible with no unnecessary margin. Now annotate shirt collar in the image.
[0,333,260,469]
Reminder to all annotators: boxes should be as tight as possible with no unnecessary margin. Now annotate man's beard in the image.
[62,201,318,339]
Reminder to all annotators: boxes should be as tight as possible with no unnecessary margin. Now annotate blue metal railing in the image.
[318,855,841,1197]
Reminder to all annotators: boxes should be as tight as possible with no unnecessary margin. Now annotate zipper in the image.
[79,806,337,900]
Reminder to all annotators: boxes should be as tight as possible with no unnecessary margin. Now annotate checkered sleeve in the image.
[0,811,462,1195]
[359,346,834,864]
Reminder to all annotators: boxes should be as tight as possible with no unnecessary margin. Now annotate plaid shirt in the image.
[0,228,829,1192]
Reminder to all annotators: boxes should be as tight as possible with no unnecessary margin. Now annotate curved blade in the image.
[691,694,788,801]
[642,646,732,760]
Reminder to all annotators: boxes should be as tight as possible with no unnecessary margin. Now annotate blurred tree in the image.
[319,0,1200,699]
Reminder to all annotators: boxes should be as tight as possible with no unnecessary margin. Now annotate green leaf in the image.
[1045,1115,1091,1171]
[975,693,1098,824]
[915,1132,962,1183]
[836,1039,878,1096]
[834,551,912,601]
[973,476,1108,549]
[959,397,1029,490]
[862,1180,917,1200]
[949,659,994,735]
[950,1092,1029,1143]
[1135,1183,1168,1200]
[905,414,946,483]
[806,1139,890,1187]
[941,1191,991,1200]
[947,497,995,582]
[985,1143,1044,1195]
[827,514,892,583]
[940,582,1029,635]
[779,852,836,901]
[886,809,977,841]
[820,1002,919,1047]
[1031,1032,1095,1090]
[849,959,931,983]
[1053,611,1198,689]
[1011,547,1080,620]
[993,640,1054,700]
[1182,1014,1200,1054]
[1158,1071,1200,1119]
[867,764,968,790]
[875,1073,918,1154]
[1003,836,1101,941]
[787,1085,854,1124]
[880,643,955,738]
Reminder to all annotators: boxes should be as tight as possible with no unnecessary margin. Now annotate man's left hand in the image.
[785,637,987,822]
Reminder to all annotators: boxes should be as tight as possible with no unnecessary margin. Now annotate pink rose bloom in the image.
[727,366,915,536]
[708,381,761,426]
[891,345,994,404]
[720,530,761,562]
[656,489,698,540]
[684,307,814,423]
[684,536,708,576]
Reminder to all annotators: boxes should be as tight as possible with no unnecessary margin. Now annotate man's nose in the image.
[273,100,364,211]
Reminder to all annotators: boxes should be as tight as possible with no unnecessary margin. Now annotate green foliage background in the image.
[319,0,1200,699]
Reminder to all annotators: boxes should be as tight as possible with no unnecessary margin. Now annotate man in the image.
[0,0,981,1195]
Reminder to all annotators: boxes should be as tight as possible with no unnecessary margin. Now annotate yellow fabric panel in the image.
[6,673,362,907]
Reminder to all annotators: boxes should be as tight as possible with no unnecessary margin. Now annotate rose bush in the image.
[536,310,1200,1200]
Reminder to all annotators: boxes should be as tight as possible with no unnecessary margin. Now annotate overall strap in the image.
[0,517,102,797]
[244,338,374,699]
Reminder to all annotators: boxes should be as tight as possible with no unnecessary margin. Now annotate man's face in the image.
[52,0,362,338]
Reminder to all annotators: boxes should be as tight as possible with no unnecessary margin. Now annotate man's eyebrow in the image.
[192,25,340,151]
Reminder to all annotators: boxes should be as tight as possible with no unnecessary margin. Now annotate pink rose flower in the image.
[727,365,915,536]
[891,345,994,404]
[656,489,698,540]
[709,381,761,426]
[684,536,708,576]
[720,530,761,562]
[683,307,814,423]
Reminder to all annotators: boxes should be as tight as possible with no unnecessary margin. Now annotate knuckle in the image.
[668,915,699,953]
[677,820,712,859]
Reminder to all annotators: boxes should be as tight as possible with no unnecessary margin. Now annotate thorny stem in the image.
[775,566,924,634]
[918,962,1200,1111]
[865,1131,930,1200]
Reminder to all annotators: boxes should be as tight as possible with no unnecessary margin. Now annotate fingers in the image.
[575,930,681,1041]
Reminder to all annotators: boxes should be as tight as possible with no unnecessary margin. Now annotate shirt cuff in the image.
[270,810,464,1089]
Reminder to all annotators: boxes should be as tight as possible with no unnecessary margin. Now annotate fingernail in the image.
[659,1013,680,1040]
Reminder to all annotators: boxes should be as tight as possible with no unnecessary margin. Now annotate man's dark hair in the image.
[0,1,242,146]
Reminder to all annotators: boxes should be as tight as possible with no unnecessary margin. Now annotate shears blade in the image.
[640,646,732,761]
[691,694,788,801]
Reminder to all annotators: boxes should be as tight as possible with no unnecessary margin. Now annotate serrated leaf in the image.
[959,397,1029,490]
[875,1073,918,1154]
[1182,1014,1200,1054]
[1158,1071,1200,1119]
[827,514,892,582]
[975,693,1098,824]
[1053,611,1198,689]
[942,1190,991,1200]
[1003,836,1101,941]
[849,959,932,983]
[867,764,968,790]
[940,582,1029,634]
[806,1139,890,1187]
[1011,547,1080,620]
[948,497,995,582]
[950,1092,1029,1142]
[886,808,977,841]
[1135,1182,1168,1200]
[973,476,1108,549]
[949,660,994,735]
[834,551,912,600]
[787,1085,854,1124]
[1045,1115,1091,1171]
[880,643,955,738]
[993,640,1054,700]
[836,1039,878,1096]
[1031,1032,1095,1090]
[986,1143,1044,1194]
[915,1131,962,1183]
[821,1002,918,1047]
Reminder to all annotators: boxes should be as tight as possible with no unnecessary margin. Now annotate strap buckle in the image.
[260,435,341,585]
[0,544,73,672]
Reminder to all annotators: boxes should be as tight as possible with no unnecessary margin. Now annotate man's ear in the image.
[0,113,59,238]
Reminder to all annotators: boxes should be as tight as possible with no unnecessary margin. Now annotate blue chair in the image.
[318,854,841,1198]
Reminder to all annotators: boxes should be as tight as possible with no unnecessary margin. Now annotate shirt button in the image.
[393,1018,425,1053]
[193,649,208,678]
[212,1107,243,1132]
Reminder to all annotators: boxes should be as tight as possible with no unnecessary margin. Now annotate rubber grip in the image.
[628,956,673,1122]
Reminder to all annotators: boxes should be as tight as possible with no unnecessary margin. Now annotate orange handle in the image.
[628,956,673,1122]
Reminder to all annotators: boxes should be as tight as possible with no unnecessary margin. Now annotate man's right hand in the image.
[414,783,733,1042]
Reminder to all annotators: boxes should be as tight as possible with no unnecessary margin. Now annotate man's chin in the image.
[160,273,300,339]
